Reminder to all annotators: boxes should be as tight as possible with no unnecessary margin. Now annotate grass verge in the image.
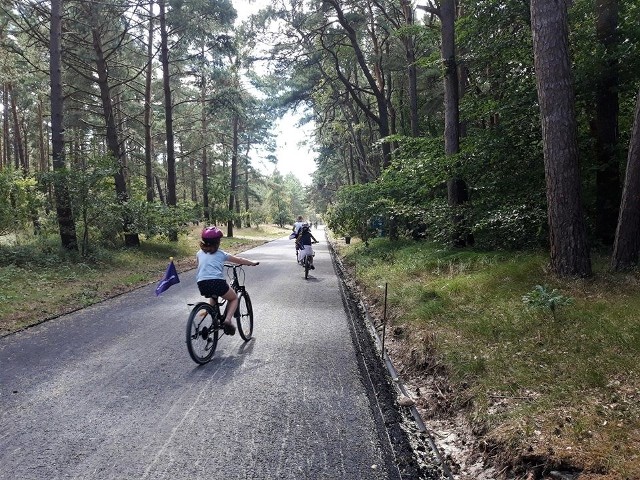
[334,236,640,479]
[0,224,289,336]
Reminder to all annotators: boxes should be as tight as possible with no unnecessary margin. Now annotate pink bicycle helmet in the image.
[201,226,223,244]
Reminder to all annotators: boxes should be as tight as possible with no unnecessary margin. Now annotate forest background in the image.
[1,0,639,478]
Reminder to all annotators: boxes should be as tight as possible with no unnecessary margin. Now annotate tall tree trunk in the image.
[594,0,620,245]
[189,154,197,202]
[531,0,591,277]
[401,0,419,137]
[114,89,128,189]
[611,89,640,270]
[441,0,458,157]
[441,0,473,247]
[201,142,209,222]
[144,0,155,202]
[244,160,250,227]
[159,0,176,207]
[2,85,10,168]
[180,157,186,202]
[159,0,178,240]
[50,0,78,251]
[91,26,140,247]
[235,194,241,229]
[201,74,210,222]
[37,97,47,172]
[349,145,357,185]
[456,3,470,139]
[20,119,30,172]
[155,174,166,204]
[387,65,397,137]
[227,114,239,237]
[9,85,26,172]
[0,100,3,168]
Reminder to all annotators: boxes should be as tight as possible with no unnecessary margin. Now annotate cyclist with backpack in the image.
[292,215,305,236]
[295,222,318,268]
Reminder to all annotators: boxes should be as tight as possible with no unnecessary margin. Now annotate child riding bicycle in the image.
[196,226,259,336]
[295,223,318,268]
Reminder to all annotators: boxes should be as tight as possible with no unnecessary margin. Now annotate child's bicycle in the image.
[297,241,318,279]
[185,263,254,364]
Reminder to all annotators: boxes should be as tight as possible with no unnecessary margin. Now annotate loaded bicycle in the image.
[292,222,319,279]
[186,263,255,364]
[297,240,319,279]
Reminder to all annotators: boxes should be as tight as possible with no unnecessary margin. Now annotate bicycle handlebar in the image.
[224,262,259,267]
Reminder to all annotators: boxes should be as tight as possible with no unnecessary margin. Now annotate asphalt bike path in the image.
[0,231,403,479]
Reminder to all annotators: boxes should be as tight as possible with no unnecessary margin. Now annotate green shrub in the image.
[522,284,574,320]
[472,204,548,250]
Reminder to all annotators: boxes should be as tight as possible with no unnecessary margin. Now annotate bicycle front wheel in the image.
[236,291,254,341]
[186,303,219,364]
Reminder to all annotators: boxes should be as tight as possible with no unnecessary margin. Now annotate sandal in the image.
[222,321,236,336]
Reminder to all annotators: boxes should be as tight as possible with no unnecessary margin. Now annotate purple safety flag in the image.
[155,259,180,296]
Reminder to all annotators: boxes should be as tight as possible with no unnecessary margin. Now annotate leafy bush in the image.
[472,204,548,250]
[0,168,42,236]
[325,183,379,241]
[129,201,195,240]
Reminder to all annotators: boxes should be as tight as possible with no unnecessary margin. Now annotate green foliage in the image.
[472,203,548,250]
[325,137,444,242]
[0,169,39,236]
[0,233,86,268]
[325,183,379,241]
[37,155,197,249]
[40,155,119,247]
[128,201,195,240]
[326,133,548,249]
[522,285,574,320]
[453,0,549,249]
[283,173,308,219]
[259,170,311,227]
[205,175,231,214]
[569,0,640,220]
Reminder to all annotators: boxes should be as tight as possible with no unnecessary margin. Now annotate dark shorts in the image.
[197,279,230,298]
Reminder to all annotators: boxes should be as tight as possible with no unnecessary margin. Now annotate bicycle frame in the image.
[212,264,245,313]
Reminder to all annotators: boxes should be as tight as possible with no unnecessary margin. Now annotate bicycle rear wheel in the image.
[186,302,219,364]
[236,291,254,341]
[304,255,310,279]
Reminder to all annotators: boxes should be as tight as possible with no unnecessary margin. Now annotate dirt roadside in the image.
[330,241,496,480]
[329,239,592,480]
